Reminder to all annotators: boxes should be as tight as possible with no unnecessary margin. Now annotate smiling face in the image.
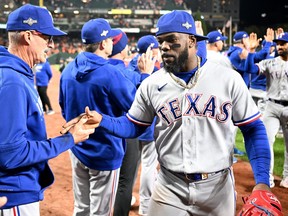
[157,32,197,73]
[276,41,288,57]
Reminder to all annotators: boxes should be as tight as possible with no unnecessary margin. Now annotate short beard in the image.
[163,45,189,73]
[278,50,288,57]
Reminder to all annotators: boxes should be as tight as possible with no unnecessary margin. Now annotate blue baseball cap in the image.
[155,10,208,41]
[233,31,249,42]
[273,32,288,43]
[111,29,128,56]
[6,4,66,36]
[137,35,159,54]
[81,18,118,44]
[207,30,228,43]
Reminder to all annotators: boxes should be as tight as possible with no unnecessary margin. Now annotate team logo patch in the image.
[101,30,109,37]
[23,17,38,26]
[182,21,192,30]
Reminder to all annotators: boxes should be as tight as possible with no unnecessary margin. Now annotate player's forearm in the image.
[239,119,271,187]
[100,114,146,138]
[245,53,259,74]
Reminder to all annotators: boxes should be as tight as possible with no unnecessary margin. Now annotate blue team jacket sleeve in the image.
[0,82,74,169]
[100,114,147,138]
[245,53,260,74]
[239,119,270,186]
[253,41,272,63]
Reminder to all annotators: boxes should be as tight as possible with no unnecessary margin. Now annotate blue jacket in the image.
[227,46,251,87]
[35,61,53,86]
[109,58,154,141]
[60,52,136,170]
[109,58,149,87]
[0,46,74,209]
[249,41,275,91]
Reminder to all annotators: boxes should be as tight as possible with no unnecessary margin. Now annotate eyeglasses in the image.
[29,30,53,44]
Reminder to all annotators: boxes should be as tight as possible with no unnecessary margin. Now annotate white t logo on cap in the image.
[23,18,38,26]
[101,30,108,37]
[182,22,192,29]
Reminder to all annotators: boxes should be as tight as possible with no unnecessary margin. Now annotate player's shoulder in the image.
[203,60,239,77]
[257,56,279,67]
[137,68,168,89]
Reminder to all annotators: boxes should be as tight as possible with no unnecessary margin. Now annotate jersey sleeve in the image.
[127,80,155,126]
[231,73,261,126]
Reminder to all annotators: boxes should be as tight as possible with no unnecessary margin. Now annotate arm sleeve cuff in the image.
[100,114,147,138]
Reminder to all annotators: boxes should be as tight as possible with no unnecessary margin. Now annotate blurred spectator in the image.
[34,60,55,115]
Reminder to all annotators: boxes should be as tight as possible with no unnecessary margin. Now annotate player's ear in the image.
[188,35,196,47]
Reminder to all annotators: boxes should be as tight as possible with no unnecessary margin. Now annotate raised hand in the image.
[137,45,156,75]
[264,28,274,42]
[275,28,284,39]
[248,32,260,52]
[195,21,204,36]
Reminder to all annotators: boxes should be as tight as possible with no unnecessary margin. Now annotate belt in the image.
[269,98,288,106]
[162,166,227,183]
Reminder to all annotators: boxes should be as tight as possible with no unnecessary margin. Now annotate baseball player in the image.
[249,28,277,114]
[0,4,94,215]
[59,19,138,216]
[34,60,55,115]
[63,10,281,215]
[246,32,288,189]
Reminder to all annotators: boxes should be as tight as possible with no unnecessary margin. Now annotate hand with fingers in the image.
[275,27,284,39]
[60,106,102,139]
[195,21,204,35]
[137,45,157,75]
[248,32,260,52]
[264,28,274,42]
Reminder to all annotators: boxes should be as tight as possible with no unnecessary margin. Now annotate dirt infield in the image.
[40,66,288,216]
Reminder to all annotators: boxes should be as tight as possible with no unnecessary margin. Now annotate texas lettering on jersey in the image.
[157,93,232,125]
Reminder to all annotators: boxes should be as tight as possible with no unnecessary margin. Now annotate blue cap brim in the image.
[273,38,288,43]
[38,27,67,36]
[194,34,209,42]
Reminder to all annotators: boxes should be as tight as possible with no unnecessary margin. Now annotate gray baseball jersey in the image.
[127,60,260,174]
[257,56,288,100]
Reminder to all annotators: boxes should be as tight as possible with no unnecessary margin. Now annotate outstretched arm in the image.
[239,118,271,191]
[61,106,147,138]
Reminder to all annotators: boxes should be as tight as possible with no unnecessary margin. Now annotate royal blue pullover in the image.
[59,52,136,170]
[0,46,75,209]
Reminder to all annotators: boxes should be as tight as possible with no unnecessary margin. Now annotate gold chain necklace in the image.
[169,56,201,89]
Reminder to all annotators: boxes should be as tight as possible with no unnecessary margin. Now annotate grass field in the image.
[235,129,285,177]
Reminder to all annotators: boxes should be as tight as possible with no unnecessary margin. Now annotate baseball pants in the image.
[69,151,119,216]
[263,101,288,182]
[147,167,236,216]
[0,202,39,216]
